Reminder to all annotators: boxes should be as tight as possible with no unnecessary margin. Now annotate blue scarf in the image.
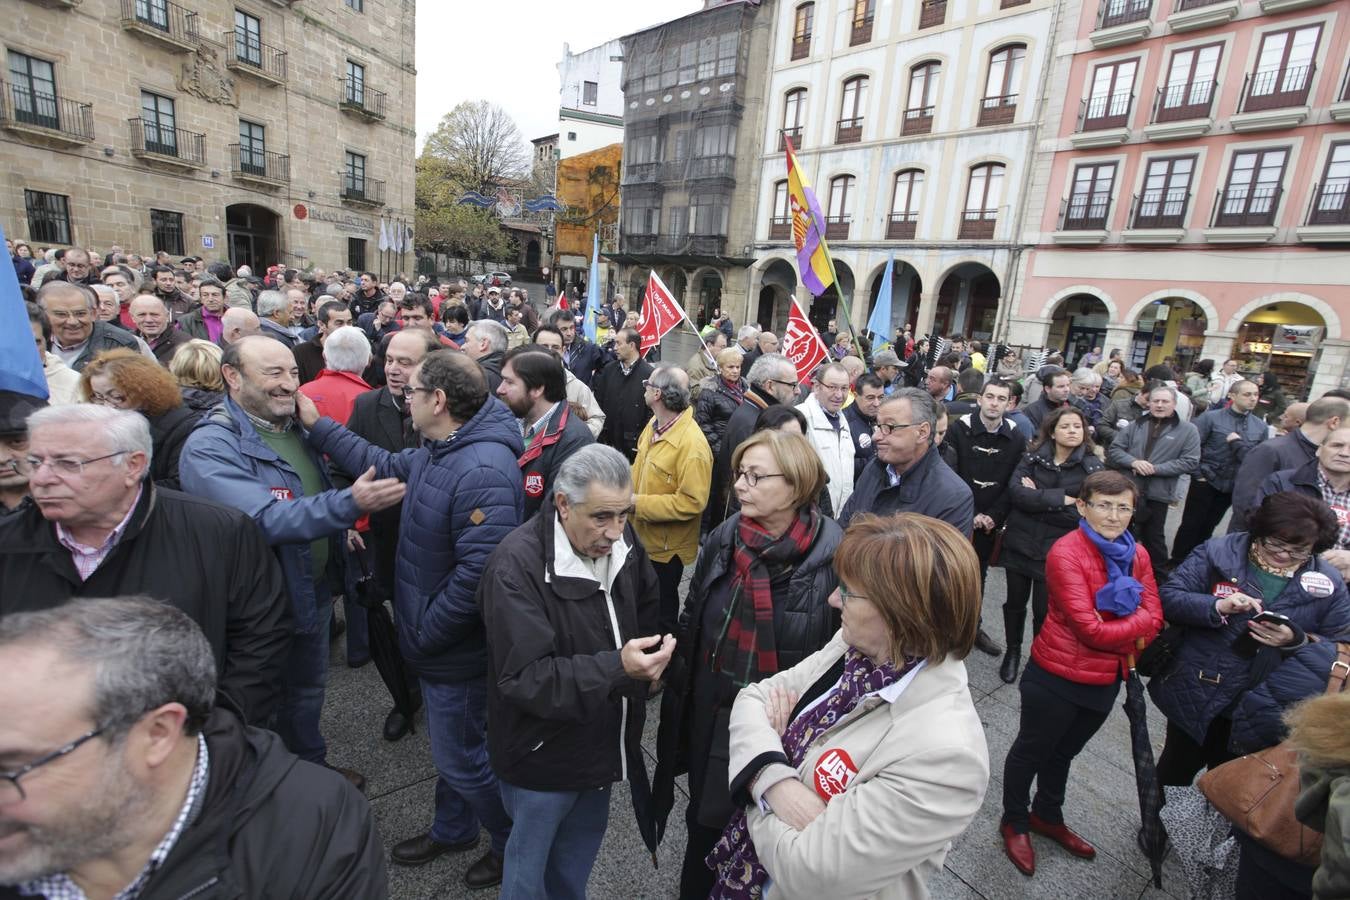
[1078,519,1144,616]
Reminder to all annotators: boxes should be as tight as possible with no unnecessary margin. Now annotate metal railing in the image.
[339,78,387,118]
[791,35,810,60]
[224,30,287,82]
[1210,185,1282,228]
[920,0,947,27]
[1001,0,1031,7]
[1239,63,1315,113]
[850,15,873,44]
[1060,194,1112,230]
[1129,190,1190,229]
[902,106,934,135]
[623,161,662,185]
[887,212,918,239]
[959,210,998,239]
[119,0,198,45]
[1079,90,1132,130]
[1151,80,1217,122]
[1097,0,1151,28]
[769,216,792,239]
[229,144,290,182]
[835,116,863,144]
[1306,180,1350,226]
[688,155,735,179]
[128,117,204,164]
[778,127,803,151]
[825,215,851,239]
[978,94,1017,126]
[341,176,386,205]
[1175,0,1225,9]
[620,234,658,254]
[0,81,93,140]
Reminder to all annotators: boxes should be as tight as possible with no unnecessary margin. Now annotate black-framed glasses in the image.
[21,451,126,476]
[734,469,787,487]
[0,727,104,803]
[1259,537,1312,560]
[401,385,437,400]
[768,378,799,390]
[873,421,920,435]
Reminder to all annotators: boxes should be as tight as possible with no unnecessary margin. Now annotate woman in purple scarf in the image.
[707,513,990,898]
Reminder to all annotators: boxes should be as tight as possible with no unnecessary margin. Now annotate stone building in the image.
[4,0,416,276]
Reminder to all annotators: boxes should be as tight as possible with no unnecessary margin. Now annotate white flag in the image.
[403,223,413,253]
[378,218,390,252]
[396,221,406,253]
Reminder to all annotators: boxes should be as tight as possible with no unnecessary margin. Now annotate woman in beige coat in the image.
[707,512,990,899]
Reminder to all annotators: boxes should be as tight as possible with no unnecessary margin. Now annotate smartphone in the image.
[1251,611,1292,626]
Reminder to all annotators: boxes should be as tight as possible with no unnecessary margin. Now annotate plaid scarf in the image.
[707,649,918,898]
[722,377,745,406]
[710,508,821,688]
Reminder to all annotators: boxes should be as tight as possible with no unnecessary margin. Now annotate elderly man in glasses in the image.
[0,597,387,898]
[0,404,291,727]
[36,282,141,373]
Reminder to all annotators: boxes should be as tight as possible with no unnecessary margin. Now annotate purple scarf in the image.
[707,649,918,898]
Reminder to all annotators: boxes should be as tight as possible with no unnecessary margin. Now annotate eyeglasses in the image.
[401,385,436,400]
[1084,501,1135,517]
[734,469,786,487]
[88,390,129,407]
[768,378,798,390]
[45,308,94,322]
[818,383,850,395]
[64,262,90,271]
[21,451,126,476]
[838,585,868,606]
[0,727,104,803]
[873,421,921,435]
[1259,537,1312,560]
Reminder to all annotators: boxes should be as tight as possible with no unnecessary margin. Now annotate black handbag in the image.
[1136,623,1185,677]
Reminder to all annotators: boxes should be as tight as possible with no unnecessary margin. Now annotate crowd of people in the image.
[2,242,1349,900]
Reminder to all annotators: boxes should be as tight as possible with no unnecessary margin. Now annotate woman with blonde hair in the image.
[654,429,841,898]
[168,339,225,413]
[80,349,198,489]
[706,512,989,899]
[1287,692,1350,899]
[695,346,749,456]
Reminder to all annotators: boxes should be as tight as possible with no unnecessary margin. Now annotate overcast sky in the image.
[414,0,703,151]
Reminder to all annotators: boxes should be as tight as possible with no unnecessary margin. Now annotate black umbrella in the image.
[351,566,418,718]
[1125,642,1166,888]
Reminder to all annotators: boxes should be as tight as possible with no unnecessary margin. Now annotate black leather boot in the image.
[1000,606,1026,683]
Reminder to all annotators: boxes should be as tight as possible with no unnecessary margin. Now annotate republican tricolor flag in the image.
[784,136,835,297]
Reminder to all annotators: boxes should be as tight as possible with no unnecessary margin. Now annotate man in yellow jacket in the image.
[632,363,712,633]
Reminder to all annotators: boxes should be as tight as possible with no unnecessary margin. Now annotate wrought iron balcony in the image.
[620,234,658,255]
[1176,0,1225,8]
[1306,180,1350,226]
[341,177,386,206]
[920,0,947,27]
[791,35,810,60]
[688,155,735,180]
[1151,80,1216,122]
[978,94,1017,126]
[339,78,386,119]
[958,210,997,240]
[128,117,204,166]
[1060,194,1112,230]
[623,162,662,185]
[1098,0,1151,28]
[1129,190,1190,229]
[835,116,863,144]
[902,106,934,135]
[119,0,199,51]
[229,144,290,185]
[1211,185,1282,228]
[850,15,873,44]
[1079,90,1132,130]
[0,81,93,143]
[769,216,792,240]
[224,30,287,84]
[1239,63,1315,113]
[778,127,803,152]
[825,215,851,240]
[887,212,918,239]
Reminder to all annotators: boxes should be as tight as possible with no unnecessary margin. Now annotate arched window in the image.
[782,88,806,150]
[889,169,923,238]
[770,180,791,238]
[836,76,867,144]
[960,163,1005,239]
[792,3,814,59]
[904,61,940,134]
[980,44,1025,125]
[827,174,855,239]
[851,0,875,44]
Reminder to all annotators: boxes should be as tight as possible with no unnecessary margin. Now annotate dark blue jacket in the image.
[1231,429,1318,532]
[1150,533,1350,744]
[1230,639,1343,754]
[839,445,974,537]
[1257,457,1322,508]
[563,337,608,387]
[308,397,523,683]
[1193,404,1268,493]
[180,399,357,634]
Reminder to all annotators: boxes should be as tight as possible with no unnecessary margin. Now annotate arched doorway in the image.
[226,204,279,273]
[696,270,723,327]
[1048,293,1110,369]
[525,239,542,269]
[934,263,999,341]
[1234,301,1327,400]
[1132,298,1208,373]
[866,260,922,343]
[810,261,854,333]
[757,259,797,333]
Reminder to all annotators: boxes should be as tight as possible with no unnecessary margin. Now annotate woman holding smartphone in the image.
[1150,491,1350,786]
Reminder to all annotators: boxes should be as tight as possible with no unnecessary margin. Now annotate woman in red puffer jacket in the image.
[999,470,1163,878]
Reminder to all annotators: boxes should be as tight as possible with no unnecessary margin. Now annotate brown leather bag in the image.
[1197,641,1350,866]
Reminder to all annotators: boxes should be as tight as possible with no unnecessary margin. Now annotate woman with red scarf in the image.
[695,346,750,457]
[651,429,841,899]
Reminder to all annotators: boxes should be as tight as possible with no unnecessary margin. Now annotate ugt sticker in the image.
[524,473,545,497]
[1212,582,1239,600]
[813,747,858,800]
[1300,572,1335,598]
[269,487,294,501]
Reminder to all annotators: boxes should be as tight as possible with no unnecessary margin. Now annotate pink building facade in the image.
[1009,0,1349,399]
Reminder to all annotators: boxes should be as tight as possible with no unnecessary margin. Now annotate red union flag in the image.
[637,270,683,355]
[783,300,827,384]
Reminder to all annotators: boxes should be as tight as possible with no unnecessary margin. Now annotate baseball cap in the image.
[872,349,904,368]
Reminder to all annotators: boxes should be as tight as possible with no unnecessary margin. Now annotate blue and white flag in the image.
[581,233,600,342]
[866,252,895,349]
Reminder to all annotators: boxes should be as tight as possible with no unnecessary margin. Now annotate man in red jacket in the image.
[298,326,372,426]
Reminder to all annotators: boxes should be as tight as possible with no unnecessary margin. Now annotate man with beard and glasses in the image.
[179,336,405,792]
[0,597,386,899]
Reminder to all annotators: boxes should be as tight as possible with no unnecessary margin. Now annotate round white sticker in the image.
[858,433,872,449]
[1300,571,1335,598]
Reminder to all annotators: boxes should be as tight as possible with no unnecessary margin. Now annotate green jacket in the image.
[1296,765,1350,899]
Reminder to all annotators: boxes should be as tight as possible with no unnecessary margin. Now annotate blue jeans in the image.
[274,583,331,765]
[423,678,512,854]
[498,782,611,900]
